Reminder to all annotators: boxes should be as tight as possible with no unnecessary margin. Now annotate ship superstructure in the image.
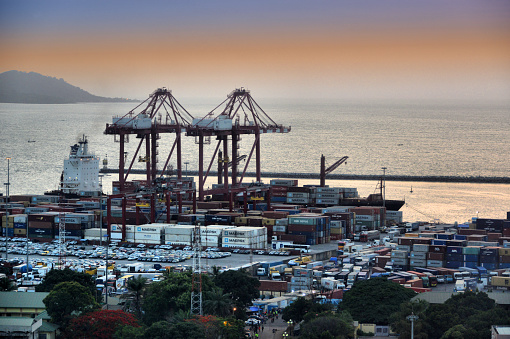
[60,135,101,197]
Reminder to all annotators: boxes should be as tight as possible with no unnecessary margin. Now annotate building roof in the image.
[0,292,49,308]
[0,317,36,327]
[413,291,510,305]
[39,321,59,332]
[494,326,510,335]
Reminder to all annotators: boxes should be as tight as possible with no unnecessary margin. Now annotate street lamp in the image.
[4,157,11,260]
[407,313,419,339]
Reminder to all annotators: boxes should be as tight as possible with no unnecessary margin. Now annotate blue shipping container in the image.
[445,261,463,268]
[463,254,479,262]
[481,262,498,270]
[431,240,447,246]
[446,253,464,262]
[464,261,478,269]
[454,235,467,240]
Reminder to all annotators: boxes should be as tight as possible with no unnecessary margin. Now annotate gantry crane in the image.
[186,88,291,200]
[320,154,349,187]
[104,88,194,193]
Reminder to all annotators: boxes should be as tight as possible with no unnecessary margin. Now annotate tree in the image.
[213,269,260,314]
[36,268,96,297]
[300,313,354,339]
[203,287,233,317]
[340,277,416,324]
[389,299,429,339]
[65,309,140,339]
[420,291,510,339]
[43,281,100,328]
[282,297,314,323]
[141,271,214,325]
[120,275,147,319]
[0,277,16,291]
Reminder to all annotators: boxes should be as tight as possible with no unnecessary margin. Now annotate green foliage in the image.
[213,269,260,311]
[35,268,96,296]
[419,290,510,339]
[141,271,214,325]
[120,275,147,319]
[43,281,99,328]
[0,277,16,291]
[440,324,467,339]
[203,287,233,317]
[282,297,314,323]
[299,313,354,339]
[389,299,429,339]
[340,277,416,324]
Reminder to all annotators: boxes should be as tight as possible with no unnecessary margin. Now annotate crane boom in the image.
[320,155,348,187]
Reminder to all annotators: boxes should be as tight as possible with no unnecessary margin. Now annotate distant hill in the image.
[0,70,137,104]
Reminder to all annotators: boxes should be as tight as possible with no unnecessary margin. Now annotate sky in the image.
[1,0,509,101]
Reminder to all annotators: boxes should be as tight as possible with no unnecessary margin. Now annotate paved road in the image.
[246,314,291,339]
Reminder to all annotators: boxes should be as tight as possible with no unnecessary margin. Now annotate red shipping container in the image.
[458,229,487,236]
[287,224,317,232]
[487,233,502,241]
[429,245,447,253]
[427,252,445,260]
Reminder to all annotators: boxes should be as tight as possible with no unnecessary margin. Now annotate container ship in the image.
[46,135,102,198]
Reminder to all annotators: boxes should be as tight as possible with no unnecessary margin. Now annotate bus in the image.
[338,241,346,252]
[282,244,311,253]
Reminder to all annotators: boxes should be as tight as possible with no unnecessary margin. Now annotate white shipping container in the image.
[286,192,309,198]
[164,235,192,242]
[165,241,190,246]
[286,198,309,204]
[316,187,341,193]
[273,226,286,233]
[111,233,123,240]
[135,233,161,240]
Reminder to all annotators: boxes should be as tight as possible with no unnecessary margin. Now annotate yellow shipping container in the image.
[491,276,510,287]
[235,217,248,225]
[14,228,27,235]
[262,218,276,226]
[499,248,510,256]
[330,228,342,235]
[405,233,418,237]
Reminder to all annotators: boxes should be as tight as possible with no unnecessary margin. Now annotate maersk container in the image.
[413,244,429,253]
[426,260,444,267]
[410,252,427,260]
[316,198,340,205]
[396,245,411,251]
[410,259,427,267]
[286,198,309,204]
[391,251,408,259]
[391,258,408,265]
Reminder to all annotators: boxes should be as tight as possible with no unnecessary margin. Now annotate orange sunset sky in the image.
[1,0,509,101]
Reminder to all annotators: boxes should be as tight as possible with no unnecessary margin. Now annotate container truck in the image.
[347,272,358,286]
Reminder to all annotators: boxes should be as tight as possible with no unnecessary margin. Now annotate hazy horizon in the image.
[1,1,509,102]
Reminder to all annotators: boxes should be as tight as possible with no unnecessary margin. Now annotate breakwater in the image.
[100,169,510,184]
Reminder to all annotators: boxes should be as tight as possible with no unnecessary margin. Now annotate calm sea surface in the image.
[0,99,509,224]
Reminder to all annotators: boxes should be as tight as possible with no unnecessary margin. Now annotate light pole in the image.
[4,157,11,259]
[407,313,418,339]
[381,167,387,208]
[184,161,189,179]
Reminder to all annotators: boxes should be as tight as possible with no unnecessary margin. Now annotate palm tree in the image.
[203,287,233,317]
[0,277,16,291]
[120,275,147,319]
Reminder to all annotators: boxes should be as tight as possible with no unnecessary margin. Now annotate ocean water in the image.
[0,99,509,224]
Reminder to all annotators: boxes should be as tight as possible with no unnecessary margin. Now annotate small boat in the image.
[28,140,36,143]
[410,186,413,193]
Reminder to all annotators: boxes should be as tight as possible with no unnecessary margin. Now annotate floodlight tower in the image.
[58,214,66,267]
[190,223,203,315]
